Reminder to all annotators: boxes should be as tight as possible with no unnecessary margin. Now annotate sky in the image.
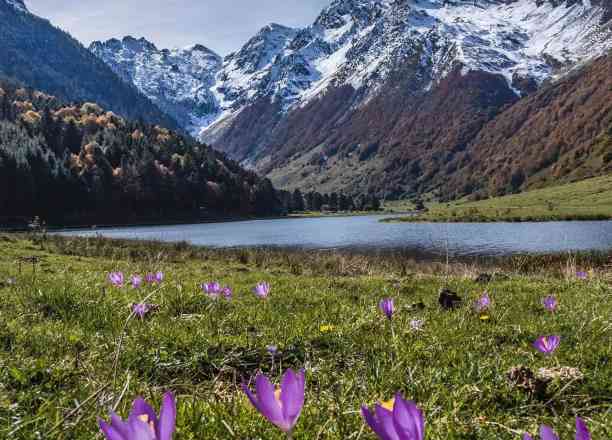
[26,0,331,55]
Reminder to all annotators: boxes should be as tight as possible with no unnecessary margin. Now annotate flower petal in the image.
[575,417,591,440]
[392,394,424,440]
[129,418,157,440]
[374,403,400,440]
[110,412,132,439]
[522,434,534,440]
[280,369,305,431]
[361,406,392,440]
[540,425,560,440]
[99,418,127,440]
[129,397,158,428]
[157,392,176,440]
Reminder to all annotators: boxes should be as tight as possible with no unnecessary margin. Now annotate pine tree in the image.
[292,189,305,212]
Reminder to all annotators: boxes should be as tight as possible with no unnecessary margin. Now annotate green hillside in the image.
[386,175,612,222]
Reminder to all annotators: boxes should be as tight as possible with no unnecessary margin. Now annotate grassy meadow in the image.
[385,175,612,223]
[0,235,611,439]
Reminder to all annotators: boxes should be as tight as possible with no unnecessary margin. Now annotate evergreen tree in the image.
[329,192,339,212]
[292,189,305,212]
[62,120,82,155]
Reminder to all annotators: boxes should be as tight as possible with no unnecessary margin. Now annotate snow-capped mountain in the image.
[5,0,27,13]
[90,37,222,133]
[92,0,611,141]
[90,0,612,197]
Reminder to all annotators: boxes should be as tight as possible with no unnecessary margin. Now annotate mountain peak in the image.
[121,35,158,52]
[3,0,28,13]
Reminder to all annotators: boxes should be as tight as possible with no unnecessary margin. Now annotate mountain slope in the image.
[89,37,222,133]
[91,0,612,198]
[0,80,282,225]
[0,0,177,128]
[446,52,612,198]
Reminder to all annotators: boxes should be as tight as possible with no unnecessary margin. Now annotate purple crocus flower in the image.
[242,369,305,434]
[267,345,278,356]
[99,392,176,440]
[132,275,143,289]
[576,271,588,280]
[155,271,164,283]
[108,272,124,287]
[542,296,558,312]
[202,282,222,298]
[379,298,395,320]
[253,282,271,299]
[575,417,591,440]
[533,335,560,356]
[132,303,156,319]
[523,417,591,440]
[146,272,164,284]
[474,292,491,313]
[222,286,233,299]
[361,392,425,440]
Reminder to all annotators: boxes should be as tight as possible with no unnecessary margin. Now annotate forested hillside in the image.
[0,0,177,129]
[0,82,282,226]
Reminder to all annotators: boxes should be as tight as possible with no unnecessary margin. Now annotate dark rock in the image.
[411,302,426,310]
[474,273,493,284]
[438,288,462,310]
[507,365,548,397]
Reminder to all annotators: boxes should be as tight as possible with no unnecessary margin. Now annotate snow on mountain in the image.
[4,0,28,13]
[90,0,612,140]
[90,36,222,133]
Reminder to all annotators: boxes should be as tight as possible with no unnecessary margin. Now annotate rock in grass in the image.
[438,288,462,310]
[507,365,584,396]
[474,273,493,284]
[403,302,426,312]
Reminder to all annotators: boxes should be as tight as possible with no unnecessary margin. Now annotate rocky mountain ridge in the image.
[90,0,612,198]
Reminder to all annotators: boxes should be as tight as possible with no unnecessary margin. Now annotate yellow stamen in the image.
[137,414,155,433]
[380,398,395,411]
[275,388,283,407]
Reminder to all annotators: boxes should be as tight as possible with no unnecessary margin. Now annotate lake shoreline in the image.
[382,213,612,223]
[47,215,612,257]
[1,210,408,233]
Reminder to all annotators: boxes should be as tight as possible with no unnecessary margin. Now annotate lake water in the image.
[58,215,612,257]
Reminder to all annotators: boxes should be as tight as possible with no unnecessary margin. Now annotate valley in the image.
[90,0,612,199]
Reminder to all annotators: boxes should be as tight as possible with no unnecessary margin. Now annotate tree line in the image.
[0,81,283,227]
[279,189,382,213]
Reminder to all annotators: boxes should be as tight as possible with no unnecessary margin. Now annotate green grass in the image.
[0,235,611,439]
[385,175,612,223]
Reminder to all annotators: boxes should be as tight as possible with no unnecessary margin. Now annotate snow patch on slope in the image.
[4,0,28,13]
[90,0,612,140]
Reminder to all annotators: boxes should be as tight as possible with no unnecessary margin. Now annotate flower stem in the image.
[390,321,398,360]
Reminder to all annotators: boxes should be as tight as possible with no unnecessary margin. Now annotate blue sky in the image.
[26,0,331,54]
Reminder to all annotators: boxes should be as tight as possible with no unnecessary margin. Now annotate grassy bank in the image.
[385,176,612,223]
[0,235,611,439]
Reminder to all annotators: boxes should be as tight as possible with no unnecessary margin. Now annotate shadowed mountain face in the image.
[0,0,178,128]
[90,0,612,198]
